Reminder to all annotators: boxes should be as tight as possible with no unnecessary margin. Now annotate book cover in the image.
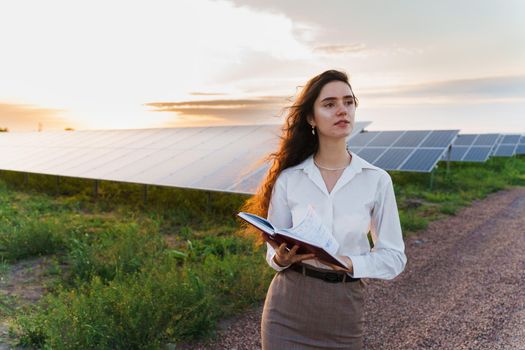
[237,206,347,269]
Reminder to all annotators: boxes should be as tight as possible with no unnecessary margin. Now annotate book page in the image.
[280,206,339,255]
[237,212,275,235]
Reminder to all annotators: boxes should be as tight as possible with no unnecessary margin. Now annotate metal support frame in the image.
[143,184,148,205]
[429,167,436,190]
[93,180,99,199]
[445,145,451,177]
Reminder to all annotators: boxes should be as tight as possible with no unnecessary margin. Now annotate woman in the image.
[243,70,406,349]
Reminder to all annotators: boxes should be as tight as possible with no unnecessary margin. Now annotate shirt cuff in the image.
[344,254,367,278]
[268,251,290,271]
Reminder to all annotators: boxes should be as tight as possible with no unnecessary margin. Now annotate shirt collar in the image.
[289,152,376,174]
[288,152,377,196]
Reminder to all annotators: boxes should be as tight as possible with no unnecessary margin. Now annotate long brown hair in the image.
[241,70,358,242]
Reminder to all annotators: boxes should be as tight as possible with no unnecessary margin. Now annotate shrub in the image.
[0,217,66,261]
[399,210,428,233]
[67,223,164,283]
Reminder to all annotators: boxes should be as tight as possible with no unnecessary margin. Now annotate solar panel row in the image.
[0,122,371,195]
[0,124,519,195]
[449,134,500,162]
[493,134,522,157]
[0,126,281,194]
[516,135,525,155]
[348,130,459,172]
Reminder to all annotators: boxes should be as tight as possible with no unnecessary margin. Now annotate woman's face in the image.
[309,80,356,140]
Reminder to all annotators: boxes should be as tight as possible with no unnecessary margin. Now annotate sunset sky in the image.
[0,0,524,133]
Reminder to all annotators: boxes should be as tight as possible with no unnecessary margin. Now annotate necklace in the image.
[314,151,352,171]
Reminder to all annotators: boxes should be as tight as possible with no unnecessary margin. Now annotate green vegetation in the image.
[0,156,523,349]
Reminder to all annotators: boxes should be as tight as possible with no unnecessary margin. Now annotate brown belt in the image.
[289,263,360,283]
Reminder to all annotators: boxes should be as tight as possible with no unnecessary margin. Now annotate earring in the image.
[311,125,316,135]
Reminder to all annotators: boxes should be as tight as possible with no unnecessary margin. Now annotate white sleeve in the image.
[347,173,407,279]
[265,172,293,271]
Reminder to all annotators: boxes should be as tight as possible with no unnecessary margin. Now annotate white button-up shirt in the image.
[266,153,407,280]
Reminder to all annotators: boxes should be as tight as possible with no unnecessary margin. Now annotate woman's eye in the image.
[325,103,334,108]
[345,100,354,105]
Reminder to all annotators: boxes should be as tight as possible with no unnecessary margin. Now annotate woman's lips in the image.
[335,120,350,126]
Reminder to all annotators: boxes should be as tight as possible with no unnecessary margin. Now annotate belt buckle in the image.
[323,273,340,283]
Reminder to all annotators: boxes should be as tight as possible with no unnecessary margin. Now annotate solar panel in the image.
[392,131,429,147]
[348,129,458,172]
[367,131,404,147]
[516,136,525,155]
[374,148,414,170]
[229,163,270,193]
[492,134,521,157]
[355,147,387,163]
[501,135,520,144]
[463,147,492,162]
[400,149,445,172]
[450,146,469,161]
[0,122,372,195]
[421,130,458,148]
[347,131,380,147]
[448,133,501,162]
[453,135,477,146]
[494,145,517,157]
[473,134,499,146]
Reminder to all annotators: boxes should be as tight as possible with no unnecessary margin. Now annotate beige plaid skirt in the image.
[261,267,365,350]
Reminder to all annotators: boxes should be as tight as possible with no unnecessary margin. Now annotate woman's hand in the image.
[324,262,353,274]
[270,242,315,267]
[324,256,354,274]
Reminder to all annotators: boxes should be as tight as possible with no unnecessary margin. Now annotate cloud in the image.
[146,74,525,127]
[0,102,70,131]
[145,96,289,126]
[189,92,228,96]
[145,96,287,110]
[313,43,368,55]
[360,75,525,105]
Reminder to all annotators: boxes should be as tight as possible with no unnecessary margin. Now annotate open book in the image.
[237,206,347,269]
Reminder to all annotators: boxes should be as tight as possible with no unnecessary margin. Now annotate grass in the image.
[0,155,523,348]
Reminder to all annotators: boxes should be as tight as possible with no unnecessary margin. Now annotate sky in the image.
[0,0,524,133]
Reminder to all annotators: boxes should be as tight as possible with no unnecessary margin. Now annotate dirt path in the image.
[0,257,56,349]
[183,187,525,349]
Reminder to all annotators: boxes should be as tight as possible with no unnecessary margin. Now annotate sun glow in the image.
[0,0,312,130]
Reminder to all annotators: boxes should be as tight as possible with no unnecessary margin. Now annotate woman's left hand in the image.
[323,260,353,274]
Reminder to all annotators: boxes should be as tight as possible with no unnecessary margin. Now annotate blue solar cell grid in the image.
[356,148,387,163]
[421,130,458,148]
[501,135,520,144]
[463,147,492,162]
[374,148,413,170]
[400,149,445,172]
[494,145,516,157]
[453,134,477,146]
[516,136,525,155]
[349,129,458,172]
[347,132,380,147]
[473,134,499,146]
[450,146,469,161]
[392,131,430,147]
[368,131,404,147]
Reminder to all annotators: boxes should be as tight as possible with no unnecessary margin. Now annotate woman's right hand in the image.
[270,242,316,267]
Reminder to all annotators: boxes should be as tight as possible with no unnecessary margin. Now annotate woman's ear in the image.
[306,115,314,127]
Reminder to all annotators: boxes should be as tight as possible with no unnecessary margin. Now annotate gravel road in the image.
[183,187,525,350]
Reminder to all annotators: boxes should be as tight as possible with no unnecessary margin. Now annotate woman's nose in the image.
[336,102,347,115]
